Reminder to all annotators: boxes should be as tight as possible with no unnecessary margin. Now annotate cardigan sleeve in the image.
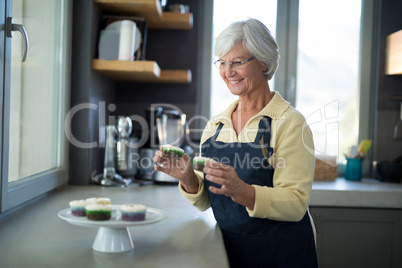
[178,170,211,211]
[177,120,218,211]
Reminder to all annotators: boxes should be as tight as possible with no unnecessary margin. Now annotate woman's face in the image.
[219,43,267,98]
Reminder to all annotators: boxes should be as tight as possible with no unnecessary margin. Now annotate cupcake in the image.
[120,204,147,221]
[162,145,184,159]
[86,197,111,205]
[193,156,216,172]
[69,200,88,217]
[85,204,112,221]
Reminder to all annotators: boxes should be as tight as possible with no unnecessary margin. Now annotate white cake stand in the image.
[58,205,167,253]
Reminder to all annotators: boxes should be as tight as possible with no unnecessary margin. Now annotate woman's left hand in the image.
[203,161,255,210]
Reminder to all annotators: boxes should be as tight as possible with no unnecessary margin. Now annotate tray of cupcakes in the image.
[58,197,167,227]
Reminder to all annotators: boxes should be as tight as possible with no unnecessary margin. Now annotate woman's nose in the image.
[223,65,235,77]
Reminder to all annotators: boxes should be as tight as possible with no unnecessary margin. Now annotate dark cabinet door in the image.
[311,207,402,268]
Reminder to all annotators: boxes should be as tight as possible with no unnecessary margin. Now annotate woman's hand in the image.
[204,161,255,210]
[153,147,199,194]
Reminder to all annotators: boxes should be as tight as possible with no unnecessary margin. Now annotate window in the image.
[0,0,71,214]
[210,0,277,117]
[207,0,373,167]
[295,0,362,161]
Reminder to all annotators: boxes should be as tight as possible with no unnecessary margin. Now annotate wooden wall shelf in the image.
[92,1,193,84]
[92,59,192,83]
[386,29,402,75]
[94,0,193,30]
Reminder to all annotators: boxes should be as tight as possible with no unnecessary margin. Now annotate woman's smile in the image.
[229,79,243,84]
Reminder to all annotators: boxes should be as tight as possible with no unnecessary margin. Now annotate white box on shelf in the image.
[98,20,141,61]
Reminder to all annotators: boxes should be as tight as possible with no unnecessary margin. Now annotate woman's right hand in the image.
[153,146,199,193]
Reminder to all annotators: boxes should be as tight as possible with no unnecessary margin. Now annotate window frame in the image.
[0,0,72,215]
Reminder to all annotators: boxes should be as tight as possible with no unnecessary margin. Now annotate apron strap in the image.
[255,116,274,157]
[201,123,224,154]
[214,122,224,139]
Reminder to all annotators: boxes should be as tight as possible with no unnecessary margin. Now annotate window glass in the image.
[9,0,65,182]
[296,0,362,161]
[211,0,277,117]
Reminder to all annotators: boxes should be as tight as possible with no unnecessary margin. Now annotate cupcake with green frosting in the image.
[85,204,112,221]
[162,145,184,159]
[193,156,215,172]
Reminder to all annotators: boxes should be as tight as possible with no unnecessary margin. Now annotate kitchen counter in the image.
[311,177,402,209]
[1,177,401,267]
[0,184,229,268]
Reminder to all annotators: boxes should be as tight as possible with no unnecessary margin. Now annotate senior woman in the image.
[154,18,317,267]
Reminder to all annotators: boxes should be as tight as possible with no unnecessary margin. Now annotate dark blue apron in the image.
[202,116,317,268]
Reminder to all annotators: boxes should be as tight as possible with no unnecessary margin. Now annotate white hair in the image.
[214,18,280,80]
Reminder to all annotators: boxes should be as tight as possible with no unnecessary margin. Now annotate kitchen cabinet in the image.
[310,207,402,268]
[310,179,402,267]
[92,0,193,83]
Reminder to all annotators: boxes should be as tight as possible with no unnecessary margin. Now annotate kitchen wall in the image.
[69,0,402,185]
[70,0,115,185]
[69,0,206,184]
[373,0,402,163]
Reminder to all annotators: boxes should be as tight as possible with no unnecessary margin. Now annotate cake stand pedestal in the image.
[58,206,167,253]
[93,226,134,253]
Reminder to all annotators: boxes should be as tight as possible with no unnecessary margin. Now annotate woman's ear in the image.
[262,63,268,73]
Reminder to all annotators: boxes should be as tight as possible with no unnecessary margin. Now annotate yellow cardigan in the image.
[179,91,315,222]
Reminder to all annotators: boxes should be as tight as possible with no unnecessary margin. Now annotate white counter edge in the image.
[310,178,402,209]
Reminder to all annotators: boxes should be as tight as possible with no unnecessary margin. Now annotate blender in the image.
[153,107,190,183]
[139,105,192,183]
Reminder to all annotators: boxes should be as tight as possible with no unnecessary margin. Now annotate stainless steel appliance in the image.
[116,116,139,177]
[96,125,131,187]
[144,105,190,183]
[138,148,157,180]
[156,109,188,146]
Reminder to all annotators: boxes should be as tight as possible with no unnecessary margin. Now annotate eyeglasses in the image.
[213,56,256,70]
